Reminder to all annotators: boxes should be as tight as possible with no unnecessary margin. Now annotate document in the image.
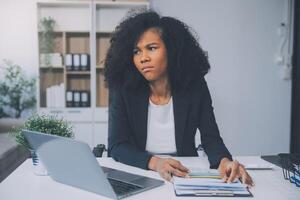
[173,169,252,197]
[236,156,275,170]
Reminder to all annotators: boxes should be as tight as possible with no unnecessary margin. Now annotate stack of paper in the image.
[173,169,251,197]
[40,53,63,67]
[46,83,65,108]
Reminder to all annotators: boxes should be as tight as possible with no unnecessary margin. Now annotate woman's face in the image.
[133,28,168,83]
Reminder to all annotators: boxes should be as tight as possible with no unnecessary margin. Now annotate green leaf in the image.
[10,113,74,150]
[0,60,36,118]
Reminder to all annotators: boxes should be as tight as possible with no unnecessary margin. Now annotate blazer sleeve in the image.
[198,80,232,169]
[108,89,152,169]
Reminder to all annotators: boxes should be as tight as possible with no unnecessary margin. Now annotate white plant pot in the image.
[30,150,48,176]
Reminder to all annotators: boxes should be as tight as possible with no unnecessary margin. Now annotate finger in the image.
[239,166,254,186]
[167,159,187,170]
[227,161,240,183]
[218,169,228,182]
[245,176,254,187]
[168,159,189,172]
[222,175,228,182]
[241,170,247,184]
[244,173,254,186]
[243,173,254,187]
[165,163,187,178]
[171,168,188,177]
[168,165,187,177]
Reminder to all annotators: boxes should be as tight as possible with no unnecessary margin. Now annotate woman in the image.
[104,10,253,186]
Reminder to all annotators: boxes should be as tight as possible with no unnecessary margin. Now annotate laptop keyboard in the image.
[108,178,143,196]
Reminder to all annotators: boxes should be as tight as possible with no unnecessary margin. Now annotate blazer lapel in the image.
[128,88,149,151]
[173,90,190,155]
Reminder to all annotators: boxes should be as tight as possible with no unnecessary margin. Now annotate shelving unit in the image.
[39,68,64,107]
[95,32,110,107]
[37,0,149,148]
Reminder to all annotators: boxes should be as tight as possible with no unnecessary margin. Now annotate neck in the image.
[149,77,171,105]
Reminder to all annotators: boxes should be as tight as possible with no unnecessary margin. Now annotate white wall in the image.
[0,0,292,155]
[151,0,292,156]
[0,0,39,76]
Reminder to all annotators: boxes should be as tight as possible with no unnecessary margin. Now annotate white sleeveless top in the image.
[145,97,177,154]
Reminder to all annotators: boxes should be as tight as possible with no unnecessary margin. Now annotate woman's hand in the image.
[148,156,189,181]
[218,157,254,187]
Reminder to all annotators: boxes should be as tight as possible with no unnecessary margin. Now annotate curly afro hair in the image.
[104,10,210,92]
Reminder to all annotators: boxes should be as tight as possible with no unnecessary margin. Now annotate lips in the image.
[141,66,154,72]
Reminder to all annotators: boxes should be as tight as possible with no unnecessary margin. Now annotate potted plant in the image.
[38,16,56,67]
[10,113,74,175]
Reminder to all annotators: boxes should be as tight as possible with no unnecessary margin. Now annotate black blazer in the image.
[108,78,232,170]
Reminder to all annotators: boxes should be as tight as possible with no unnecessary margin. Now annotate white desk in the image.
[0,156,299,200]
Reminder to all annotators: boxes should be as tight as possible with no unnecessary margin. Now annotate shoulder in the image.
[182,77,211,106]
[172,77,208,101]
[187,76,209,93]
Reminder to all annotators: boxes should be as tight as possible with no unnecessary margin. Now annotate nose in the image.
[140,52,150,64]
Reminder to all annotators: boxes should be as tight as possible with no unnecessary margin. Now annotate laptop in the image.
[22,130,164,199]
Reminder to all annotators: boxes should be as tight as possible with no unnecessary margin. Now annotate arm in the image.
[198,80,254,186]
[108,89,152,169]
[198,79,232,168]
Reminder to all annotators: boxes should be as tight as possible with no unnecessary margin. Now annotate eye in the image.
[133,49,141,55]
[148,46,157,51]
